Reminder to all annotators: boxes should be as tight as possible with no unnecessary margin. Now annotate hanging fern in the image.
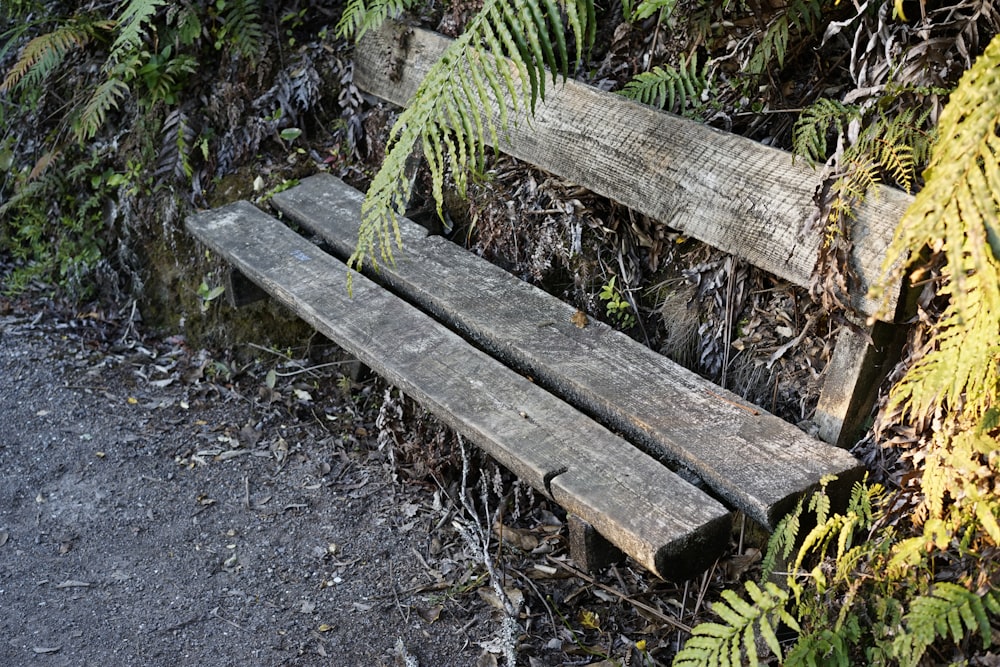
[154,107,196,186]
[866,33,1000,560]
[626,0,678,22]
[793,94,934,312]
[877,33,1000,426]
[106,0,166,67]
[345,0,594,283]
[77,78,131,141]
[619,53,708,116]
[792,98,860,167]
[746,0,826,76]
[1,17,114,94]
[72,0,167,141]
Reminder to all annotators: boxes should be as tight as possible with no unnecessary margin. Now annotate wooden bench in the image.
[185,21,914,578]
[352,21,915,448]
[187,199,731,579]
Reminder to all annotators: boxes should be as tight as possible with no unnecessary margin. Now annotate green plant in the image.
[676,36,1000,666]
[1,0,276,299]
[792,96,934,311]
[196,278,226,312]
[623,0,677,22]
[874,31,1000,550]
[744,0,828,77]
[2,1,264,147]
[599,275,636,328]
[0,147,110,297]
[338,0,595,285]
[674,477,1000,666]
[619,53,708,117]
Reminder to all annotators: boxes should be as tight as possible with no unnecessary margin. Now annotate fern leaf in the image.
[348,0,594,285]
[674,581,790,666]
[762,498,802,579]
[108,0,166,67]
[218,0,265,61]
[629,0,679,22]
[877,33,1000,427]
[336,0,419,40]
[620,54,707,115]
[792,99,859,166]
[77,77,130,141]
[154,107,196,186]
[895,583,995,665]
[1,19,113,94]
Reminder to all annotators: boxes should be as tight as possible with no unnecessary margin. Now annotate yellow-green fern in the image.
[878,33,1000,428]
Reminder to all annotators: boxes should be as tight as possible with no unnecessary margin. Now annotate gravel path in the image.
[0,311,493,666]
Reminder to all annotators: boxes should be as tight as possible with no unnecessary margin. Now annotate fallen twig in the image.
[545,556,693,633]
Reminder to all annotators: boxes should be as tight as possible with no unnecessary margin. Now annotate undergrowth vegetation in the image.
[3,0,1000,663]
[0,0,339,296]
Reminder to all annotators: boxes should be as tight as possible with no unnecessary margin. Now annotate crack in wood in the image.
[543,466,569,498]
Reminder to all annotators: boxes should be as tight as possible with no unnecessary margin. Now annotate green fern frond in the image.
[107,0,166,67]
[627,0,678,22]
[1,18,114,94]
[218,0,265,60]
[674,581,798,666]
[619,53,707,115]
[77,77,130,141]
[336,0,421,40]
[746,0,825,77]
[792,98,860,166]
[347,0,593,284]
[894,584,998,665]
[783,624,855,667]
[795,487,878,571]
[853,106,931,193]
[761,498,803,579]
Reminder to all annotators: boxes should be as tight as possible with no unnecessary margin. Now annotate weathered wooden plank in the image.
[353,21,912,319]
[186,201,731,579]
[272,174,865,528]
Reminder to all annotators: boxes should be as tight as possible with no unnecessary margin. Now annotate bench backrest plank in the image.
[273,174,864,528]
[353,22,914,320]
[186,202,731,579]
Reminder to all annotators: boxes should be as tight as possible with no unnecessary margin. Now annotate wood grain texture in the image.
[273,174,865,528]
[815,320,907,446]
[353,21,912,319]
[186,201,730,579]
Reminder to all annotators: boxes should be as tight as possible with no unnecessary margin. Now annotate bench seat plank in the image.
[186,201,731,579]
[273,174,864,528]
[352,21,913,320]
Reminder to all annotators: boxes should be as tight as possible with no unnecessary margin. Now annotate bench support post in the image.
[815,320,907,447]
[568,514,624,572]
[225,268,269,308]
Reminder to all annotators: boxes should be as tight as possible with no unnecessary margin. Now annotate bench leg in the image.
[225,268,269,308]
[568,514,623,572]
[815,320,907,447]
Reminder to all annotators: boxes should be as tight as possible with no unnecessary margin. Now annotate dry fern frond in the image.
[1,18,114,94]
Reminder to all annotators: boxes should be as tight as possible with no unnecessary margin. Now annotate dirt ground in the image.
[0,299,507,666]
[1,292,703,666]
